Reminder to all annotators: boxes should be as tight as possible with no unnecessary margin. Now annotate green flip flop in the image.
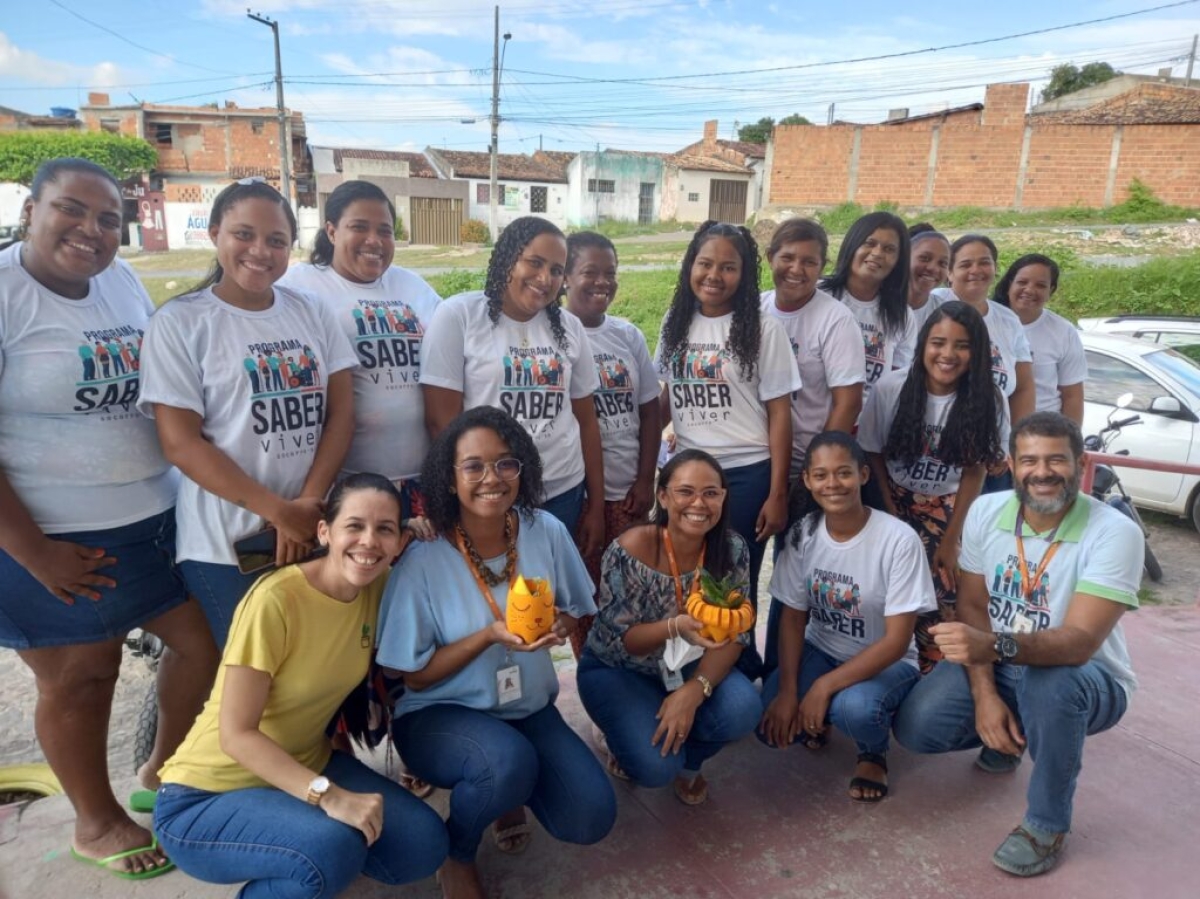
[70,836,176,881]
[129,789,157,814]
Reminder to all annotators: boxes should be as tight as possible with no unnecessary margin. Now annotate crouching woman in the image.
[759,432,936,801]
[153,474,448,898]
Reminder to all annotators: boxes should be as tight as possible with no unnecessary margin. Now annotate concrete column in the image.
[847,127,862,203]
[924,126,941,207]
[1013,125,1033,210]
[1104,126,1124,207]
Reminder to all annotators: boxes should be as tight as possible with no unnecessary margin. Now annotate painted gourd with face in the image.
[506,575,555,643]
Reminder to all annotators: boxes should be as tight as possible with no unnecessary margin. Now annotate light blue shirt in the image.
[377,509,596,719]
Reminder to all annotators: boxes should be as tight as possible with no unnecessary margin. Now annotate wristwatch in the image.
[993,633,1019,664]
[693,674,713,699]
[305,775,331,806]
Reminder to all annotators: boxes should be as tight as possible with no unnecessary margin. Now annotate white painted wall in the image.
[463,179,568,230]
[0,183,28,228]
[164,202,212,249]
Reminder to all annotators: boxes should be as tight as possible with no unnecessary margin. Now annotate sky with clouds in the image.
[3,0,1200,156]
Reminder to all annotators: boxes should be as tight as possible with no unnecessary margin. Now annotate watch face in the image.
[311,776,330,793]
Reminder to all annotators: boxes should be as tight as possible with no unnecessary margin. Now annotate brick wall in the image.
[768,82,1200,210]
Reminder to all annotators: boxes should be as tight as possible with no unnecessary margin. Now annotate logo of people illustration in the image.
[78,331,143,383]
[504,350,566,388]
[992,560,1050,611]
[806,574,863,617]
[351,302,423,338]
[243,344,322,395]
[596,357,631,391]
[669,345,729,382]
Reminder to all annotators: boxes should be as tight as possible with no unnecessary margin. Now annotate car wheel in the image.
[1143,542,1164,583]
[1191,489,1200,533]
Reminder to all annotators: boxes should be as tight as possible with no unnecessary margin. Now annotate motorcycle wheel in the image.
[1143,541,1163,583]
[132,682,158,775]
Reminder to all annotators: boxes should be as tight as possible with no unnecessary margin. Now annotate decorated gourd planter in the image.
[686,570,753,643]
[506,575,555,644]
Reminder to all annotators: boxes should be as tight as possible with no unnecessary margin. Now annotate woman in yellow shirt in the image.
[152,473,448,897]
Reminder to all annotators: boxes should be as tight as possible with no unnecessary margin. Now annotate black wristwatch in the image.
[993,633,1019,663]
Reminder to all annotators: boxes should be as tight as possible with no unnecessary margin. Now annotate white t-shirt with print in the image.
[770,508,936,667]
[858,368,1011,497]
[833,290,918,405]
[0,246,176,532]
[137,286,358,564]
[1023,309,1087,414]
[909,293,945,334]
[279,263,441,480]
[654,311,801,470]
[584,315,660,501]
[959,491,1141,697]
[762,287,864,474]
[420,291,599,499]
[931,291,1032,399]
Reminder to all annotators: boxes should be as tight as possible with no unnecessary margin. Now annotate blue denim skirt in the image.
[0,509,188,650]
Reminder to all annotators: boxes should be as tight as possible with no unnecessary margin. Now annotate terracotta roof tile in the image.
[429,149,568,182]
[667,153,752,174]
[1033,83,1200,125]
[331,148,438,178]
[716,138,766,158]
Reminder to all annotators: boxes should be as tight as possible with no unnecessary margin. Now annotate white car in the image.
[1079,331,1200,530]
[1078,315,1200,363]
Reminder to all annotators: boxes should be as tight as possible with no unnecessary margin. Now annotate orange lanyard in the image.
[662,529,705,612]
[456,532,514,622]
[1014,510,1062,608]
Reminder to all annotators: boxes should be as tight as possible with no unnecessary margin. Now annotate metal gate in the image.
[708,179,748,224]
[410,196,464,246]
[638,182,655,225]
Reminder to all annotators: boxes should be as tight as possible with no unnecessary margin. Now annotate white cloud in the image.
[0,32,125,89]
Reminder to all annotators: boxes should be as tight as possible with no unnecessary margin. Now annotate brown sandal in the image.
[673,773,708,806]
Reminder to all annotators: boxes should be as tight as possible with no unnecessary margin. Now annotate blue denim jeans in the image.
[153,752,448,899]
[391,702,616,863]
[760,640,920,755]
[178,560,263,651]
[540,480,586,535]
[577,650,761,785]
[893,660,1128,833]
[722,458,772,679]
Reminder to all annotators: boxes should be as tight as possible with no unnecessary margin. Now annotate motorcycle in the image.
[124,629,162,775]
[1084,393,1163,582]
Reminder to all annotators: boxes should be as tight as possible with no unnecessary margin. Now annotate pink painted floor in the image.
[2,604,1197,899]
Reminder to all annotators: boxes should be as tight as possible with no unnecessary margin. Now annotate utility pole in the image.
[248,10,292,207]
[1186,34,1198,88]
[489,8,511,243]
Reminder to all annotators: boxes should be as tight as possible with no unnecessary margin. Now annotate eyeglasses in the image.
[454,458,523,483]
[667,486,726,503]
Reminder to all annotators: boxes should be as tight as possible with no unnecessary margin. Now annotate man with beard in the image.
[893,412,1143,877]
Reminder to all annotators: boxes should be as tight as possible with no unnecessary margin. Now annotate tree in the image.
[777,113,811,126]
[1041,62,1119,103]
[0,132,158,185]
[737,114,810,144]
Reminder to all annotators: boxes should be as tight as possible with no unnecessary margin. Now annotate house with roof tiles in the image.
[424,147,572,230]
[676,120,766,217]
[310,146,469,245]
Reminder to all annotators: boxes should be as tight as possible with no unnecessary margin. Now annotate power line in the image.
[44,0,240,75]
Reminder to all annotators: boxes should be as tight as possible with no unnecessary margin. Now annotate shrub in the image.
[394,214,408,242]
[816,202,865,233]
[460,219,489,244]
[427,268,486,297]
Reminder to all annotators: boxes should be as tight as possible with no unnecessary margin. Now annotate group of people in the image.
[0,156,1138,898]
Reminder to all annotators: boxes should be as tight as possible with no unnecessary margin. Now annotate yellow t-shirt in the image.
[159,565,383,793]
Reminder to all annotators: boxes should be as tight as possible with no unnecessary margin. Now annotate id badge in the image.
[496,664,522,705]
[658,657,684,692]
[1013,613,1036,634]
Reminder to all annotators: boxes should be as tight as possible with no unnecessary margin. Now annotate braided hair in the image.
[884,300,1003,469]
[483,216,569,350]
[820,211,911,338]
[658,221,763,380]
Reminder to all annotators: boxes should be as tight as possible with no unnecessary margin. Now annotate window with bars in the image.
[587,179,615,194]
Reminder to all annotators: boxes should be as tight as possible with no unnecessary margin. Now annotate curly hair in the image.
[992,253,1060,308]
[565,231,618,272]
[483,216,570,350]
[310,180,395,267]
[651,449,736,581]
[657,221,763,380]
[181,179,297,298]
[788,430,870,544]
[820,211,910,338]
[884,300,1003,469]
[419,406,545,534]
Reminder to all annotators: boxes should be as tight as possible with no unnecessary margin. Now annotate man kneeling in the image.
[894,412,1142,877]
